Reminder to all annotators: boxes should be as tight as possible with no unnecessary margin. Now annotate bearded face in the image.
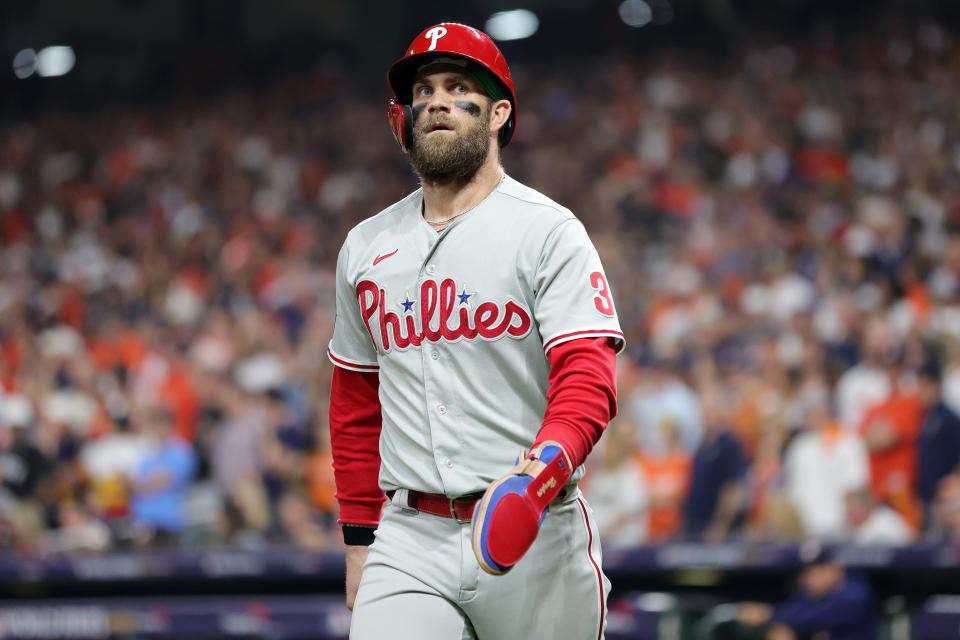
[409,100,492,186]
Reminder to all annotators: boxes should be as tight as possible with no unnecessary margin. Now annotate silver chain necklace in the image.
[425,210,469,227]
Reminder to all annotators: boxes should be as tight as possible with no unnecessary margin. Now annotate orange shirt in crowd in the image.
[86,331,149,372]
[1,336,21,391]
[859,390,924,528]
[731,397,763,462]
[637,451,691,542]
[159,364,199,443]
[86,331,197,442]
[306,449,338,515]
[115,332,149,371]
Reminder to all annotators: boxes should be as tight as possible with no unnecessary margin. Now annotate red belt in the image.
[389,490,482,523]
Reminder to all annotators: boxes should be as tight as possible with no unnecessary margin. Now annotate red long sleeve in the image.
[533,337,619,467]
[329,366,386,526]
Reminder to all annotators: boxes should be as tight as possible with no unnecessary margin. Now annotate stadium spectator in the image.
[746,421,805,542]
[834,317,892,431]
[129,406,197,545]
[44,500,112,554]
[305,423,338,526]
[782,392,870,539]
[842,487,914,545]
[80,415,147,521]
[858,351,924,529]
[0,393,49,551]
[208,381,272,515]
[737,546,878,640]
[916,358,960,525]
[637,417,691,542]
[0,394,49,504]
[586,416,650,548]
[930,474,960,542]
[683,384,746,541]
[728,359,786,463]
[630,359,703,456]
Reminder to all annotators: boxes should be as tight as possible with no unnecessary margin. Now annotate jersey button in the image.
[444,458,454,468]
[437,404,447,415]
[426,264,437,275]
[431,350,440,360]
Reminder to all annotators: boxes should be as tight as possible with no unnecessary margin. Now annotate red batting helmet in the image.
[387,23,517,151]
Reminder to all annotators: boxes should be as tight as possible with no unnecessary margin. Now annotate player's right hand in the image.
[345,545,369,610]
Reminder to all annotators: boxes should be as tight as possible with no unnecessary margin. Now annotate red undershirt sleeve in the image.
[329,366,386,537]
[532,337,619,467]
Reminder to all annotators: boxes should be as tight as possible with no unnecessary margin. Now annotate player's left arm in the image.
[534,335,618,467]
[472,218,623,575]
[530,217,625,464]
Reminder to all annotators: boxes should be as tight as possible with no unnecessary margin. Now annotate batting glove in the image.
[471,441,572,575]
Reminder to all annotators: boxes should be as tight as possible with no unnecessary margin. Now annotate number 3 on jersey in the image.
[589,271,616,317]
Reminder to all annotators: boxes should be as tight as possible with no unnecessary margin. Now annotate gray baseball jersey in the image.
[327,174,624,496]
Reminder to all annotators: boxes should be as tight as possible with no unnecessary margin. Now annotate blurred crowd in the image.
[2,18,960,555]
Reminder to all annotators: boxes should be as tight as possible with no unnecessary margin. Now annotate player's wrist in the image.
[534,417,597,470]
[341,523,377,546]
[525,441,572,470]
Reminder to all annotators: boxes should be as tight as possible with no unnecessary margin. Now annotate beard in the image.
[409,104,492,186]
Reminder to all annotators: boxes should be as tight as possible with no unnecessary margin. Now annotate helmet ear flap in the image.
[387,99,414,151]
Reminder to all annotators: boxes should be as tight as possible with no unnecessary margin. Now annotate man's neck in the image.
[421,153,503,223]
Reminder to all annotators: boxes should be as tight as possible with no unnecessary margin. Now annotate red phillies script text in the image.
[356,278,533,352]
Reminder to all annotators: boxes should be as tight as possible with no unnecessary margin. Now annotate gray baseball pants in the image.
[349,489,609,640]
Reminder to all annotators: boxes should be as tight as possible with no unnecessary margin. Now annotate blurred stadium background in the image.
[2,0,960,637]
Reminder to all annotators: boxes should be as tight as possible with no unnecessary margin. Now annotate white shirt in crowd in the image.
[631,379,703,455]
[848,505,914,545]
[942,365,960,418]
[834,363,890,430]
[784,429,870,539]
[586,461,649,549]
[80,431,149,481]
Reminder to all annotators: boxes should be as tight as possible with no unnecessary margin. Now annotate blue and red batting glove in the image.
[471,442,572,575]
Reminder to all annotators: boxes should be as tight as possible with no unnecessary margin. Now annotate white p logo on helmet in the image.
[425,26,447,51]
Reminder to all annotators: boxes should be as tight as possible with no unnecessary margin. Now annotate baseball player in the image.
[327,23,624,639]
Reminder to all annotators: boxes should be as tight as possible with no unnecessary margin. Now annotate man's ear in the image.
[489,99,512,136]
